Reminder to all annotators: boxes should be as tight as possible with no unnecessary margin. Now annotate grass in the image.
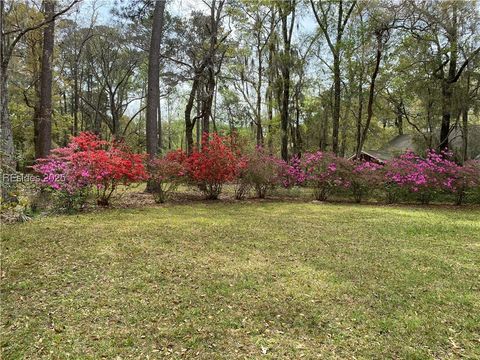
[1,201,480,359]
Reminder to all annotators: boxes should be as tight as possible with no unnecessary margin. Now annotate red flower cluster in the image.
[35,132,147,206]
[185,133,241,199]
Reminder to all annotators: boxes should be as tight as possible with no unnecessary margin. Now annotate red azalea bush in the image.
[185,133,241,199]
[149,150,187,203]
[290,151,351,201]
[350,161,383,203]
[34,132,147,207]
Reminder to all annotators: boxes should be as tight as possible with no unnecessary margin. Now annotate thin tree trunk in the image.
[396,100,403,135]
[73,65,79,135]
[158,96,162,153]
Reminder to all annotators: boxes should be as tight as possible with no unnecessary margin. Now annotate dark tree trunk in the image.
[73,65,79,135]
[146,0,166,160]
[356,31,383,158]
[395,101,403,135]
[440,81,454,150]
[332,53,341,154]
[440,5,458,151]
[266,7,275,154]
[35,0,55,159]
[462,107,468,162]
[185,77,200,155]
[279,3,295,161]
[256,23,264,146]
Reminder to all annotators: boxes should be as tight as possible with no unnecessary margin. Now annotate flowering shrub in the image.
[33,141,91,211]
[149,150,186,203]
[447,160,480,205]
[290,152,351,201]
[186,133,241,199]
[384,150,458,204]
[34,132,147,207]
[239,147,288,198]
[350,161,383,203]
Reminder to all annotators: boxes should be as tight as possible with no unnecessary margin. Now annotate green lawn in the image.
[1,202,479,359]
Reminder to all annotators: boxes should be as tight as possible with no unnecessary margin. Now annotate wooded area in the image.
[1,0,479,170]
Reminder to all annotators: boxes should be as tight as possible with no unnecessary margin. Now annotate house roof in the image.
[352,134,416,162]
[352,130,480,162]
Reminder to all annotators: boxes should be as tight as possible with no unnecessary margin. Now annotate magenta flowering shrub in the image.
[33,132,147,208]
[384,150,458,204]
[290,152,351,201]
[350,161,383,203]
[33,145,91,211]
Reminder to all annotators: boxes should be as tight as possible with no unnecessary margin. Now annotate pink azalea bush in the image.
[383,150,458,204]
[34,132,147,208]
[290,152,351,201]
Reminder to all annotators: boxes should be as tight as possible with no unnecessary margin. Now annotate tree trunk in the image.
[279,5,293,161]
[440,81,453,150]
[158,96,162,153]
[355,81,363,156]
[396,100,403,135]
[332,53,341,154]
[357,31,382,158]
[266,7,275,154]
[256,30,263,146]
[1,69,15,169]
[146,0,166,160]
[462,107,468,162]
[35,0,55,159]
[185,77,200,155]
[73,64,79,135]
[439,5,458,151]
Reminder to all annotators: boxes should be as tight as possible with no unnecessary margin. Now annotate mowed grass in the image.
[1,202,480,359]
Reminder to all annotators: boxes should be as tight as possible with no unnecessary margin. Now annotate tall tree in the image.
[278,0,295,161]
[1,0,78,169]
[411,0,480,150]
[34,0,55,159]
[311,0,356,155]
[146,0,166,160]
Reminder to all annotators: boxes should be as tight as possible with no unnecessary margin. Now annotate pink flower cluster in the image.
[383,150,479,204]
[289,151,351,201]
[34,132,147,206]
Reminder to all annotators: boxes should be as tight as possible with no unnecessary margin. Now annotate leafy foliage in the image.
[33,132,147,208]
[149,150,186,203]
[185,133,241,200]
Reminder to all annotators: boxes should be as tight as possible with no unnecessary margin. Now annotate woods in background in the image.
[1,0,479,173]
